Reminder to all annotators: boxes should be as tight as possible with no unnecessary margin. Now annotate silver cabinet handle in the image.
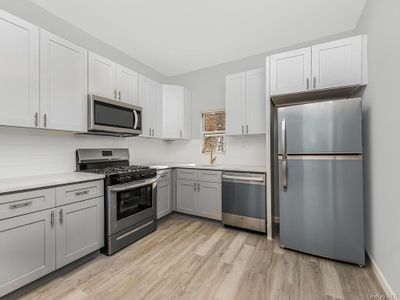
[118,90,121,100]
[180,130,182,138]
[114,89,117,99]
[246,125,248,134]
[306,78,310,90]
[59,209,63,224]
[313,77,316,89]
[34,112,39,127]
[242,125,244,134]
[194,182,196,191]
[152,129,154,136]
[75,190,89,196]
[149,128,151,136]
[51,211,55,227]
[198,182,200,192]
[9,200,32,209]
[43,113,47,127]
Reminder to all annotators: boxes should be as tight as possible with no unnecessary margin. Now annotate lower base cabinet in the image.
[56,197,104,268]
[177,179,221,221]
[0,209,56,297]
[0,181,104,297]
[157,180,172,219]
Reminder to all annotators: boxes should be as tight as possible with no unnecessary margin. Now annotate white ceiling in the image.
[30,0,367,77]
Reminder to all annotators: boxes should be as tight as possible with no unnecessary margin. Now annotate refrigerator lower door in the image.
[279,156,365,265]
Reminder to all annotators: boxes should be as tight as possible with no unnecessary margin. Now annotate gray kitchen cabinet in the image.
[157,180,172,219]
[196,181,222,220]
[176,169,222,221]
[157,170,172,219]
[56,197,104,268]
[0,209,56,297]
[177,180,196,215]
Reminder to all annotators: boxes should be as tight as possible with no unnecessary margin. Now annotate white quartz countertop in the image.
[148,163,266,173]
[0,172,105,195]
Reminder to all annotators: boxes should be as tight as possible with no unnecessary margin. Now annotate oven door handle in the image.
[108,178,157,192]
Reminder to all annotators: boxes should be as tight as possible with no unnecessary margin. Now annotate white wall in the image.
[0,127,170,179]
[355,0,400,296]
[167,136,266,166]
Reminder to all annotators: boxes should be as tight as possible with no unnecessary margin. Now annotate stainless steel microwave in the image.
[87,95,142,137]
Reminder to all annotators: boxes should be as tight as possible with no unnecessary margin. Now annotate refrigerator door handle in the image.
[281,118,288,191]
[282,158,288,191]
[281,118,287,156]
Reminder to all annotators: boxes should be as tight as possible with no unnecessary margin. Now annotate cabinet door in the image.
[56,197,103,268]
[157,180,172,219]
[0,209,55,297]
[116,64,138,105]
[88,52,116,99]
[138,75,152,137]
[270,47,311,95]
[182,88,192,139]
[196,182,221,221]
[162,85,183,139]
[245,68,266,135]
[176,180,196,215]
[40,30,87,132]
[312,36,363,90]
[225,72,246,135]
[0,10,39,128]
[149,80,162,138]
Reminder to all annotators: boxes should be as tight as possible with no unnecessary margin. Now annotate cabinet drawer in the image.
[157,169,171,182]
[56,180,104,206]
[0,189,55,220]
[197,170,222,183]
[177,169,197,181]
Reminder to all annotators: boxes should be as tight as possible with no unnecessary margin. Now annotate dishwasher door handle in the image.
[222,175,265,183]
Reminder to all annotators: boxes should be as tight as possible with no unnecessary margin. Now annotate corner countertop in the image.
[0,172,105,195]
[147,163,266,173]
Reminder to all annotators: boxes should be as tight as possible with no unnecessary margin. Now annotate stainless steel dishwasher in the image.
[222,172,266,233]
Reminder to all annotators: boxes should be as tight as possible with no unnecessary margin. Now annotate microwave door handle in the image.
[133,110,138,129]
[109,178,156,192]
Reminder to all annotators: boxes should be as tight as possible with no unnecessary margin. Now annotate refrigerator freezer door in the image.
[278,98,362,154]
[278,156,365,265]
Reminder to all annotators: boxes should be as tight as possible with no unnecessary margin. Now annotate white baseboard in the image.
[367,250,397,299]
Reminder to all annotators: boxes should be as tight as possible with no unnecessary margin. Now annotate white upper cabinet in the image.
[270,35,367,96]
[0,10,39,128]
[40,30,87,132]
[89,52,138,104]
[225,72,246,135]
[312,35,367,90]
[270,47,312,96]
[150,80,162,138]
[162,85,191,139]
[116,64,138,105]
[88,52,116,99]
[245,68,266,135]
[225,68,265,135]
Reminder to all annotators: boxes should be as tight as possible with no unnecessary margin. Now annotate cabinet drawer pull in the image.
[9,201,32,209]
[59,209,63,224]
[75,190,90,196]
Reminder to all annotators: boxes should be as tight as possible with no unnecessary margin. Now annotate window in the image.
[202,111,226,153]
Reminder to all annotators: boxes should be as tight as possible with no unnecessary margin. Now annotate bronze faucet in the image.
[210,147,217,165]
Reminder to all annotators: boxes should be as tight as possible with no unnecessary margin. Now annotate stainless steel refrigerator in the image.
[278,98,365,265]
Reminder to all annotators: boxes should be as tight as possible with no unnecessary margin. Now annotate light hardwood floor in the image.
[20,213,384,300]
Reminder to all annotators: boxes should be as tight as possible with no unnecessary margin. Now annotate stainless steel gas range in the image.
[76,148,157,255]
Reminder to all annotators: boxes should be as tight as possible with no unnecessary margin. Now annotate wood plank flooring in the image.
[19,213,384,300]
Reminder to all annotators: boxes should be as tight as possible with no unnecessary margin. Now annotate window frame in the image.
[201,110,226,153]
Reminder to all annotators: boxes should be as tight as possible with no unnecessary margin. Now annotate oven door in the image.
[107,177,156,236]
[88,94,142,135]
